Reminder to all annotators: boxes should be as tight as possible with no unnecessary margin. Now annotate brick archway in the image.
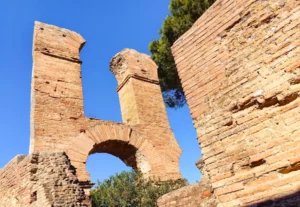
[29,22,182,198]
[67,122,162,182]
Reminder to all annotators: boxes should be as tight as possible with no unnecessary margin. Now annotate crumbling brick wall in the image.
[166,0,300,206]
[0,152,87,207]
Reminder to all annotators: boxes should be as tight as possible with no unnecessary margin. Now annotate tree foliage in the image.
[91,170,187,207]
[149,0,215,108]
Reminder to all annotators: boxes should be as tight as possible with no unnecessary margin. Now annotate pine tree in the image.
[149,0,215,108]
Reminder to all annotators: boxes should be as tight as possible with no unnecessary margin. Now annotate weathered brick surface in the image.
[157,181,216,207]
[30,21,182,184]
[4,0,300,204]
[0,21,184,206]
[169,0,300,206]
[0,21,183,206]
[111,49,182,178]
[0,152,87,207]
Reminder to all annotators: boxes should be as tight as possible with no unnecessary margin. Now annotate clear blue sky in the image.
[0,0,201,184]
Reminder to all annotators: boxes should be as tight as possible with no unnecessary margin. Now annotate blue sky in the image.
[0,0,201,184]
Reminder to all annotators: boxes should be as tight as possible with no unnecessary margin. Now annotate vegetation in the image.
[91,170,187,207]
[149,0,215,108]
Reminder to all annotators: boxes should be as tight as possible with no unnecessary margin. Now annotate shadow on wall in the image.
[157,183,300,207]
[252,190,300,207]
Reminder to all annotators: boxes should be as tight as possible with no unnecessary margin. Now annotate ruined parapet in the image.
[171,0,300,206]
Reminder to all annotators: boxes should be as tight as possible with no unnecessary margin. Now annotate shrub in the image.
[91,170,187,207]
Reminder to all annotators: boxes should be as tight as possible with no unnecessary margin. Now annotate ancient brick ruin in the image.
[1,0,300,206]
[0,152,87,206]
[0,22,182,206]
[158,0,300,206]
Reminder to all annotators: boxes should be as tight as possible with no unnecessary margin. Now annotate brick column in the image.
[30,21,86,153]
[110,49,182,180]
[110,49,170,128]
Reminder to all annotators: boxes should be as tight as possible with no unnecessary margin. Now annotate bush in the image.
[91,170,187,207]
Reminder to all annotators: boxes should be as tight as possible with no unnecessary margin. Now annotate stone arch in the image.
[67,121,163,182]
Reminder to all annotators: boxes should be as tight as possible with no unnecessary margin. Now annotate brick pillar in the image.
[30,21,86,153]
[110,49,182,180]
[110,49,170,128]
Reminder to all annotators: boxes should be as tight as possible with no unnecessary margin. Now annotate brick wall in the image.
[0,155,31,206]
[170,0,300,206]
[157,182,215,207]
[0,152,87,207]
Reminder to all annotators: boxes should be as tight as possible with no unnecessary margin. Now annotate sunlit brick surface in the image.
[0,21,182,206]
[160,0,300,206]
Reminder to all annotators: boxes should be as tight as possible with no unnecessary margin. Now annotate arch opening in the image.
[89,140,138,170]
[86,140,151,180]
[86,153,133,186]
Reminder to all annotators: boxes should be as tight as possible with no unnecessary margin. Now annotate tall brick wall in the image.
[0,152,87,207]
[169,0,300,206]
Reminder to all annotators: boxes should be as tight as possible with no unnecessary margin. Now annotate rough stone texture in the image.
[0,152,87,207]
[168,0,300,206]
[157,182,216,207]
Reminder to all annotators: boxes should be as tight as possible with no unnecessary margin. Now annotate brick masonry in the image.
[1,0,299,205]
[0,22,182,206]
[30,21,182,183]
[160,0,300,206]
[157,181,216,207]
[0,152,87,207]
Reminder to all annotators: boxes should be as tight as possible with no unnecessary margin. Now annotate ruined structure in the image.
[0,22,182,206]
[158,0,300,206]
[0,152,87,206]
[30,21,181,182]
[1,0,299,205]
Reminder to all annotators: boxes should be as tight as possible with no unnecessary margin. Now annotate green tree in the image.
[149,0,215,108]
[91,170,187,207]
